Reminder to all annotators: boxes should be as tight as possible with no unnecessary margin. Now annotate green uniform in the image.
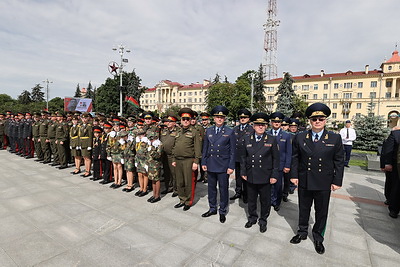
[78,123,93,158]
[135,136,149,173]
[147,139,163,181]
[32,120,43,160]
[123,139,136,172]
[39,119,51,162]
[47,120,59,163]
[160,126,179,192]
[55,121,69,167]
[70,125,81,157]
[172,125,202,206]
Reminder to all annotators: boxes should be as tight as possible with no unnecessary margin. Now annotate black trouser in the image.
[247,182,271,226]
[234,162,247,198]
[297,188,331,242]
[343,145,352,166]
[162,154,175,191]
[384,171,394,202]
[93,159,104,179]
[388,168,400,214]
[283,172,296,197]
[102,159,113,182]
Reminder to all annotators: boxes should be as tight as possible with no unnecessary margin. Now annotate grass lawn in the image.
[352,149,376,155]
[349,159,367,167]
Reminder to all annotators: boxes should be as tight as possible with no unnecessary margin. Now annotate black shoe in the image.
[273,205,280,211]
[174,203,184,208]
[124,186,134,192]
[50,163,60,166]
[89,177,95,180]
[314,241,325,254]
[201,210,217,217]
[99,180,108,184]
[34,159,43,162]
[81,172,92,178]
[71,170,81,175]
[42,160,51,164]
[25,156,33,159]
[245,221,256,228]
[58,165,68,169]
[183,205,191,211]
[113,184,122,189]
[161,190,169,195]
[150,197,161,203]
[172,192,178,197]
[203,179,208,184]
[134,190,143,196]
[139,191,148,197]
[289,189,295,194]
[282,196,288,202]
[230,193,241,200]
[109,183,116,188]
[243,197,248,204]
[259,224,267,233]
[290,234,307,244]
[219,214,226,223]
[389,211,398,218]
[384,200,389,205]
[147,196,155,202]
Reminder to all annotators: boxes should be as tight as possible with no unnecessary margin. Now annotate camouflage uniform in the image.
[108,131,124,164]
[135,135,150,174]
[147,139,163,181]
[123,138,136,172]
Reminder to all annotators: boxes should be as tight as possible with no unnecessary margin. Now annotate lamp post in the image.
[249,73,256,113]
[42,79,53,111]
[112,44,131,116]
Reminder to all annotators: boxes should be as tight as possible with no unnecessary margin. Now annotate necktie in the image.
[346,128,349,139]
[256,135,262,142]
[240,125,244,131]
[216,127,220,135]
[314,134,319,143]
[274,130,278,136]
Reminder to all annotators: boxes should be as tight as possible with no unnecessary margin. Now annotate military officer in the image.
[289,103,344,255]
[23,112,34,158]
[201,105,236,223]
[171,108,202,211]
[32,113,44,161]
[79,112,93,177]
[99,121,114,184]
[283,118,300,200]
[241,113,279,233]
[268,112,292,211]
[0,113,5,149]
[199,112,212,183]
[281,117,291,132]
[230,108,253,202]
[39,111,51,163]
[55,113,70,169]
[48,113,59,166]
[70,116,82,174]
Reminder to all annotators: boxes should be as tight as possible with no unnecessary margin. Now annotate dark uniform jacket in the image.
[172,125,202,164]
[23,119,32,139]
[267,128,292,170]
[202,125,236,172]
[291,129,344,191]
[55,122,69,143]
[381,130,400,168]
[240,133,279,184]
[92,136,102,160]
[233,123,253,163]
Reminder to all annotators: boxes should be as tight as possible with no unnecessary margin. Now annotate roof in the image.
[145,87,156,92]
[385,50,400,63]
[181,83,209,89]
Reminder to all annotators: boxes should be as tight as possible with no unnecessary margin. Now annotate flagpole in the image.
[112,44,130,116]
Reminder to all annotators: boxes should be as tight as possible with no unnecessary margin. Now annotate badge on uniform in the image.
[325,144,334,147]
[247,144,252,147]
[280,139,286,142]
[264,144,272,147]
[223,134,229,137]
[209,134,213,138]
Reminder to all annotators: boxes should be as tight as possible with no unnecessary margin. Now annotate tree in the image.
[48,97,64,113]
[86,82,94,99]
[275,72,296,116]
[162,105,181,117]
[74,84,81,98]
[353,114,389,151]
[18,90,32,104]
[31,84,45,102]
[125,69,145,115]
[253,64,267,112]
[292,94,308,121]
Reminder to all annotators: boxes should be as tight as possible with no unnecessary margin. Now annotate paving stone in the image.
[0,248,17,267]
[171,230,212,253]
[36,250,93,267]
[0,213,38,245]
[202,240,243,266]
[74,209,125,234]
[232,251,268,267]
[23,205,67,227]
[219,228,254,249]
[149,243,195,266]
[370,253,400,267]
[51,200,94,219]
[365,236,400,259]
[325,242,372,266]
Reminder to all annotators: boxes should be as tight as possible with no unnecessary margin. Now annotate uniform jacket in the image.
[160,126,178,155]
[202,125,236,173]
[55,122,69,142]
[23,119,32,139]
[172,125,202,164]
[381,129,400,167]
[291,129,344,190]
[69,125,80,148]
[267,128,292,170]
[233,123,253,162]
[78,124,93,149]
[240,133,279,184]
[92,136,102,160]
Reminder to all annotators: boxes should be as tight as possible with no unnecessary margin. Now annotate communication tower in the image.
[263,0,280,80]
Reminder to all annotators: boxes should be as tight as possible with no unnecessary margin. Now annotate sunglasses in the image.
[311,118,326,122]
[181,117,191,121]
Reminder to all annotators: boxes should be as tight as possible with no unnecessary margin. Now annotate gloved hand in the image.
[136,136,141,143]
[87,147,92,151]
[70,146,72,149]
[76,146,81,150]
[135,162,138,167]
[119,139,125,145]
[144,164,148,172]
[121,159,125,164]
[128,135,134,142]
[109,131,116,138]
[152,139,161,148]
[107,156,112,161]
[147,146,152,152]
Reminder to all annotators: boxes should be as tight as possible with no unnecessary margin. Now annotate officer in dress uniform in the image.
[289,103,344,255]
[201,105,236,223]
[23,112,34,158]
[79,112,93,177]
[268,112,292,211]
[55,113,70,169]
[39,111,51,164]
[230,108,253,203]
[32,113,44,161]
[0,113,5,149]
[199,112,211,183]
[99,122,114,184]
[48,113,59,166]
[281,117,291,132]
[241,113,279,233]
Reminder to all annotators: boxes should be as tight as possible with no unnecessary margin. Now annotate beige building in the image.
[142,79,210,113]
[264,49,400,127]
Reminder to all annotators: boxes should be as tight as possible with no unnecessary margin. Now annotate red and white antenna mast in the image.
[263,0,280,80]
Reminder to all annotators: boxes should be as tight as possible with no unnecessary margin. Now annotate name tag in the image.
[325,144,335,147]
[247,144,252,147]
[280,139,286,142]
[264,144,272,147]
[208,134,213,138]
[222,134,229,137]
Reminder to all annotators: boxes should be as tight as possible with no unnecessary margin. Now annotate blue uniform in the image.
[202,125,236,215]
[267,128,292,207]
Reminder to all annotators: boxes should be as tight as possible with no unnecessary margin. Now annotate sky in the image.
[1,0,399,99]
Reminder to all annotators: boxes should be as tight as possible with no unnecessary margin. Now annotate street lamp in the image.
[112,44,131,116]
[42,79,53,111]
[249,73,256,113]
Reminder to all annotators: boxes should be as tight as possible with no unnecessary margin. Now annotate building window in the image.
[356,103,361,109]
[173,93,176,97]
[314,84,318,90]
[179,93,182,97]
[344,93,352,99]
[386,92,391,98]
[333,93,338,99]
[302,85,309,91]
[188,92,192,96]
[173,99,175,103]
[370,92,376,98]
[343,114,349,119]
[386,81,393,87]
[184,99,186,103]
[199,98,202,102]
[323,94,327,99]
[334,83,339,89]
[371,81,377,88]
[313,94,318,99]
[389,66,393,70]
[344,82,352,89]
[268,96,274,101]
[333,103,338,109]
[293,85,297,91]
[332,113,337,119]
[324,84,328,90]
[184,92,187,96]
[188,98,192,103]
[357,92,362,98]
[358,82,363,88]
[302,94,309,100]
[194,92,197,96]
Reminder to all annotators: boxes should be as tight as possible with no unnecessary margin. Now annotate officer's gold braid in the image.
[136,141,142,151]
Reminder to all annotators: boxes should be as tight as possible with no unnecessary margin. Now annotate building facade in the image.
[142,79,210,113]
[264,50,400,127]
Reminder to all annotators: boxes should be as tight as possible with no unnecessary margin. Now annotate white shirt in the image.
[339,127,356,145]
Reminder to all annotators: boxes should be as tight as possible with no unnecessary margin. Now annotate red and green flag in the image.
[125,96,140,108]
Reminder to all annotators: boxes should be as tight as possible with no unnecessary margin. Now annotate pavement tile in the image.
[2,231,66,266]
[36,250,93,267]
[365,236,400,259]
[149,243,195,267]
[192,219,226,238]
[51,200,94,219]
[370,253,400,267]
[73,209,125,234]
[325,242,372,266]
[171,230,212,253]
[329,228,368,250]
[202,240,243,266]
[23,205,67,227]
[219,228,254,249]
[232,251,268,267]
[0,213,38,245]
[0,248,17,267]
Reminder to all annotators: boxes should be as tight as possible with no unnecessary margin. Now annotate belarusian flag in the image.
[125,96,140,108]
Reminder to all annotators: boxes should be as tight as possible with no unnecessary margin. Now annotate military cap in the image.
[127,116,136,122]
[270,112,285,122]
[71,115,79,120]
[281,117,291,125]
[200,112,210,119]
[34,112,41,117]
[119,130,128,137]
[250,113,269,124]
[81,112,92,118]
[93,126,103,133]
[178,108,194,118]
[103,121,113,128]
[237,108,251,118]
[50,112,57,117]
[147,131,159,140]
[291,111,303,120]
[74,111,82,116]
[211,105,229,117]
[0,113,5,116]
[192,111,198,118]
[345,120,351,123]
[112,117,121,124]
[166,115,178,122]
[17,112,24,116]
[137,119,144,125]
[41,111,50,116]
[119,123,126,129]
[25,112,32,116]
[6,111,12,115]
[143,111,154,119]
[289,118,300,126]
[305,103,331,118]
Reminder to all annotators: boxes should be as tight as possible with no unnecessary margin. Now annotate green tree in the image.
[125,69,145,115]
[48,97,64,113]
[0,94,15,113]
[275,72,296,116]
[206,82,235,116]
[18,90,32,104]
[162,105,181,117]
[253,64,267,112]
[292,94,308,121]
[231,71,252,118]
[353,114,389,151]
[86,82,94,99]
[31,84,45,102]
[74,84,81,98]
